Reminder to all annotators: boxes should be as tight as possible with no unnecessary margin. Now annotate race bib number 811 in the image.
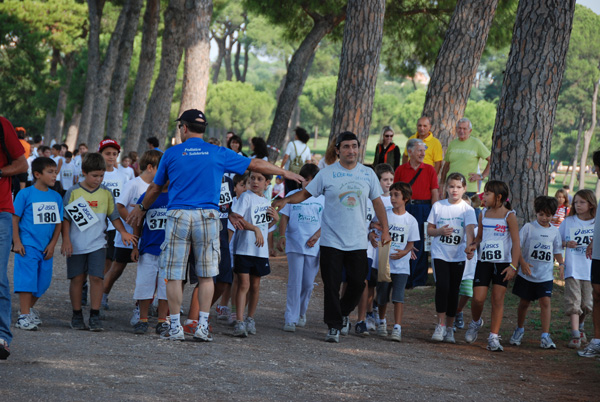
[65,197,99,232]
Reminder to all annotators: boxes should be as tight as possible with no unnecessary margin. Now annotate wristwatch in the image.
[138,203,147,212]
[0,169,3,178]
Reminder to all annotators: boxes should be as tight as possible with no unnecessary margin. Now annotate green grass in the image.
[549,171,599,195]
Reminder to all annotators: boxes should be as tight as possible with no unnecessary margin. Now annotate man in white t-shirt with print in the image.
[274,132,391,343]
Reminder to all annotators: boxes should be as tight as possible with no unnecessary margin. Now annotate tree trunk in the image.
[568,113,584,190]
[579,80,599,190]
[78,0,106,145]
[265,11,346,161]
[489,0,576,224]
[422,0,500,149]
[43,115,54,144]
[176,0,213,145]
[105,0,144,144]
[329,0,385,162]
[87,0,130,148]
[139,0,186,153]
[122,0,160,156]
[224,33,236,81]
[242,39,249,83]
[234,35,243,82]
[65,106,81,152]
[211,34,226,84]
[50,53,76,145]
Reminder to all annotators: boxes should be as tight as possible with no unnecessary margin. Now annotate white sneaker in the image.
[540,336,556,349]
[578,341,600,358]
[443,327,456,344]
[297,315,307,327]
[509,329,524,346]
[233,320,247,337]
[160,325,185,341]
[245,317,256,335]
[325,328,340,343]
[340,316,351,336]
[130,306,140,326]
[390,327,401,342]
[15,315,38,331]
[216,306,230,321]
[29,308,42,325]
[193,325,213,342]
[465,319,483,344]
[283,322,296,332]
[366,315,377,331]
[377,323,388,337]
[432,324,446,342]
[487,335,504,352]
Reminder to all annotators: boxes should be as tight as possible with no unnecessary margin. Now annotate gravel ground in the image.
[1,252,599,401]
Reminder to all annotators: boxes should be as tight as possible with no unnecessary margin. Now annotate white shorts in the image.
[133,253,167,301]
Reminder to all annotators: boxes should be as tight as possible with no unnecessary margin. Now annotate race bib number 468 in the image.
[32,202,60,224]
[65,197,99,232]
[480,240,504,262]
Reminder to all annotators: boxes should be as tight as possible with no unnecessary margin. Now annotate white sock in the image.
[170,313,181,329]
[184,319,197,325]
[489,332,499,339]
[379,319,386,326]
[199,311,210,328]
[393,324,401,330]
[591,338,600,345]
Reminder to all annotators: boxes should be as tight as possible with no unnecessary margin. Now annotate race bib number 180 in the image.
[65,197,99,232]
[32,202,60,225]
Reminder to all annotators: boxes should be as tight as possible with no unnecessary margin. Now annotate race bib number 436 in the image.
[65,197,99,232]
[32,202,60,224]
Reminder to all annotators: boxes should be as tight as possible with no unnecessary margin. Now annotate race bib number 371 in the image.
[65,197,100,232]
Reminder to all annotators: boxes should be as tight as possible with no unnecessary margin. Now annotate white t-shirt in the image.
[114,176,150,249]
[232,190,272,258]
[26,155,36,182]
[306,161,383,251]
[60,161,77,191]
[51,155,64,181]
[478,208,515,264]
[102,169,128,231]
[118,164,135,181]
[519,221,562,283]
[427,199,477,262]
[387,209,420,275]
[280,189,324,257]
[559,215,594,280]
[463,227,478,280]
[370,195,392,267]
[284,140,311,170]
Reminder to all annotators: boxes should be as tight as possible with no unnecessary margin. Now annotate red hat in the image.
[98,139,121,153]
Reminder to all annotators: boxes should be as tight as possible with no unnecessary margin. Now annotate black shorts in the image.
[234,255,270,277]
[113,247,133,264]
[105,230,116,261]
[592,259,600,285]
[512,275,553,301]
[473,261,510,288]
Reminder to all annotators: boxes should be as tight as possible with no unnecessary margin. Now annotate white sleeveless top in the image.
[478,208,514,264]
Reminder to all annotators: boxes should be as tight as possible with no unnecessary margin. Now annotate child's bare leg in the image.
[457,295,470,313]
[570,313,580,332]
[158,299,169,321]
[539,297,551,334]
[220,283,232,307]
[236,273,250,321]
[489,284,507,334]
[470,287,488,322]
[188,285,199,321]
[247,275,261,318]
[18,292,33,315]
[393,302,404,326]
[378,303,388,321]
[89,275,104,310]
[517,298,531,328]
[69,274,86,310]
[139,299,152,320]
[357,282,368,322]
[30,296,39,308]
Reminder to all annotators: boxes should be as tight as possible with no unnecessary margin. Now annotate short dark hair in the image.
[32,157,56,176]
[534,195,558,216]
[139,150,162,172]
[33,135,42,144]
[39,145,50,154]
[65,151,73,158]
[227,135,243,152]
[374,163,394,180]
[446,172,467,187]
[181,121,207,134]
[250,170,272,182]
[52,144,61,151]
[147,137,160,148]
[251,137,268,159]
[299,163,319,180]
[593,150,600,168]
[82,152,106,173]
[61,143,68,150]
[295,127,310,144]
[484,180,511,209]
[390,181,412,202]
[233,173,247,186]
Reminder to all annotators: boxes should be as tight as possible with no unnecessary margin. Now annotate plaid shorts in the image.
[160,209,221,280]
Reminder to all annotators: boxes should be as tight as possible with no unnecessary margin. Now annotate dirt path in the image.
[1,253,599,401]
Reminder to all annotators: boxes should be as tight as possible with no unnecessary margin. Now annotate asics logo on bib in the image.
[533,243,551,250]
[253,205,269,214]
[149,209,167,218]
[37,204,57,212]
[485,243,500,249]
[573,228,593,236]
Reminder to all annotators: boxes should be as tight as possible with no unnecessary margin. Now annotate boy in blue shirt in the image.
[12,157,63,330]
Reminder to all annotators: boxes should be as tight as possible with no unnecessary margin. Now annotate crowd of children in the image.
[8,135,600,359]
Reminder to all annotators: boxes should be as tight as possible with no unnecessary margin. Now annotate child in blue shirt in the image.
[12,157,63,330]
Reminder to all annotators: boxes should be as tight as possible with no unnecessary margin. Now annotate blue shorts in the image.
[376,273,409,304]
[13,246,53,298]
[512,276,553,301]
[234,255,270,277]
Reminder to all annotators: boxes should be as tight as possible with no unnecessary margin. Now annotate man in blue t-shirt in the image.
[127,109,303,342]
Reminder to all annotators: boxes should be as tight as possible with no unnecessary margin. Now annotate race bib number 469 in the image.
[65,197,99,232]
[32,202,60,224]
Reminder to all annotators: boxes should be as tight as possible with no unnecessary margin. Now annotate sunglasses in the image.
[384,135,393,138]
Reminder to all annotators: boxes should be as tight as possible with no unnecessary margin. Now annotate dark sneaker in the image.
[88,315,104,332]
[133,321,149,335]
[454,311,464,329]
[340,316,351,336]
[71,313,87,330]
[355,321,369,337]
[325,328,340,343]
[155,322,170,336]
[0,339,10,360]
